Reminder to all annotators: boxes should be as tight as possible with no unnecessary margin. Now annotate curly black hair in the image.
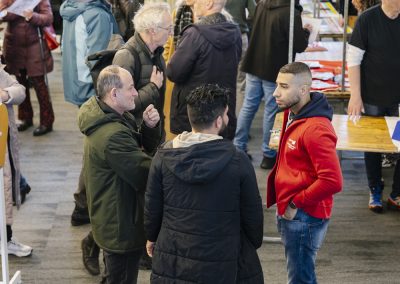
[186,84,230,131]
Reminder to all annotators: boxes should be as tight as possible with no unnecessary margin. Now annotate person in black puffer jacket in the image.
[145,84,264,283]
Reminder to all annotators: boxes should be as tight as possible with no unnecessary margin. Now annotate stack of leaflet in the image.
[301,60,349,92]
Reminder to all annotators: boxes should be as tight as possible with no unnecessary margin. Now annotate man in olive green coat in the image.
[78,65,161,283]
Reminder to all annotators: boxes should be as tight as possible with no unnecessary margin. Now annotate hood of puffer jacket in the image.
[60,0,112,22]
[158,138,236,184]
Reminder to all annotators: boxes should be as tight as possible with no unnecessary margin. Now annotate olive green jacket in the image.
[78,96,161,253]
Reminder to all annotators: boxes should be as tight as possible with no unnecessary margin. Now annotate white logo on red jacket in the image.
[287,138,296,150]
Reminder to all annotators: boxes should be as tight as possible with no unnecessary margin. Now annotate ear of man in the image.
[215,115,222,130]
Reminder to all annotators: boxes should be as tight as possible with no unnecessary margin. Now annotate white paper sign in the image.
[6,0,41,17]
[302,17,322,44]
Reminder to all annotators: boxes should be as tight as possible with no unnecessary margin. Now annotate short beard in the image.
[280,99,300,111]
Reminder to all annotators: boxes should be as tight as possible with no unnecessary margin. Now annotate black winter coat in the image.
[241,0,309,82]
[167,13,242,139]
[144,139,264,283]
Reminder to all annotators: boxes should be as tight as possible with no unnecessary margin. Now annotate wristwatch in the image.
[289,201,297,209]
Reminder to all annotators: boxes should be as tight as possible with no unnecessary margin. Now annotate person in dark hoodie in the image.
[234,0,311,170]
[167,0,242,140]
[267,62,342,284]
[145,84,264,283]
[79,65,161,284]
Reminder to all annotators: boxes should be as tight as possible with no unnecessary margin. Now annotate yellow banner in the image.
[0,104,8,167]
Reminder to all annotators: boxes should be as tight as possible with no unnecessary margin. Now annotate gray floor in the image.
[4,51,400,283]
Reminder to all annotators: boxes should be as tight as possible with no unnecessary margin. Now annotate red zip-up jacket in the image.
[267,95,343,219]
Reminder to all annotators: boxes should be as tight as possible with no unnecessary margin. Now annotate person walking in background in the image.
[1,0,55,136]
[109,0,143,41]
[347,0,400,212]
[162,0,195,141]
[267,62,342,283]
[79,65,161,284]
[225,0,256,112]
[145,84,264,283]
[352,0,381,12]
[0,67,33,257]
[167,0,242,140]
[338,0,380,28]
[234,0,311,169]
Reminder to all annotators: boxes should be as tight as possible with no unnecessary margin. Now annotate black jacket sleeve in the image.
[144,151,164,242]
[140,122,161,154]
[239,151,264,249]
[293,9,310,54]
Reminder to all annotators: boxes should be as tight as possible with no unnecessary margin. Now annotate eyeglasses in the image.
[157,25,173,32]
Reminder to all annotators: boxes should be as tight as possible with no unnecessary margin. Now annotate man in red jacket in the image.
[267,62,342,284]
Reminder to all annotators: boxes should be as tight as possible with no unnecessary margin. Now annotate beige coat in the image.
[1,66,26,223]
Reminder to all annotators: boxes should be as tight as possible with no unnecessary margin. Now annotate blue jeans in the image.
[363,103,400,197]
[234,74,278,157]
[277,209,330,284]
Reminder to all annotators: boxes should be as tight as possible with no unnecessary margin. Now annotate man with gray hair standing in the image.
[113,2,172,139]
[79,65,161,284]
[112,2,172,269]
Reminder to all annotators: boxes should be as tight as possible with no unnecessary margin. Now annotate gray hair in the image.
[133,2,171,33]
[97,65,123,99]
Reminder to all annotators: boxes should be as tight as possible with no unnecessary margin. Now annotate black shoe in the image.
[17,121,33,132]
[71,204,90,226]
[260,156,276,170]
[20,184,31,204]
[81,232,100,276]
[139,250,152,270]
[33,125,53,136]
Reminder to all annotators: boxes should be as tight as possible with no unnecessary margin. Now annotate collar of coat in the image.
[197,12,227,25]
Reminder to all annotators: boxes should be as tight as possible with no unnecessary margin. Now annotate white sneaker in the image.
[382,156,393,168]
[6,238,33,257]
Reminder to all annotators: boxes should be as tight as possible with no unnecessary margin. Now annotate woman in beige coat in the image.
[0,67,33,257]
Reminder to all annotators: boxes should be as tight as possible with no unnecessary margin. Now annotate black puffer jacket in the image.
[167,13,242,139]
[145,138,263,283]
